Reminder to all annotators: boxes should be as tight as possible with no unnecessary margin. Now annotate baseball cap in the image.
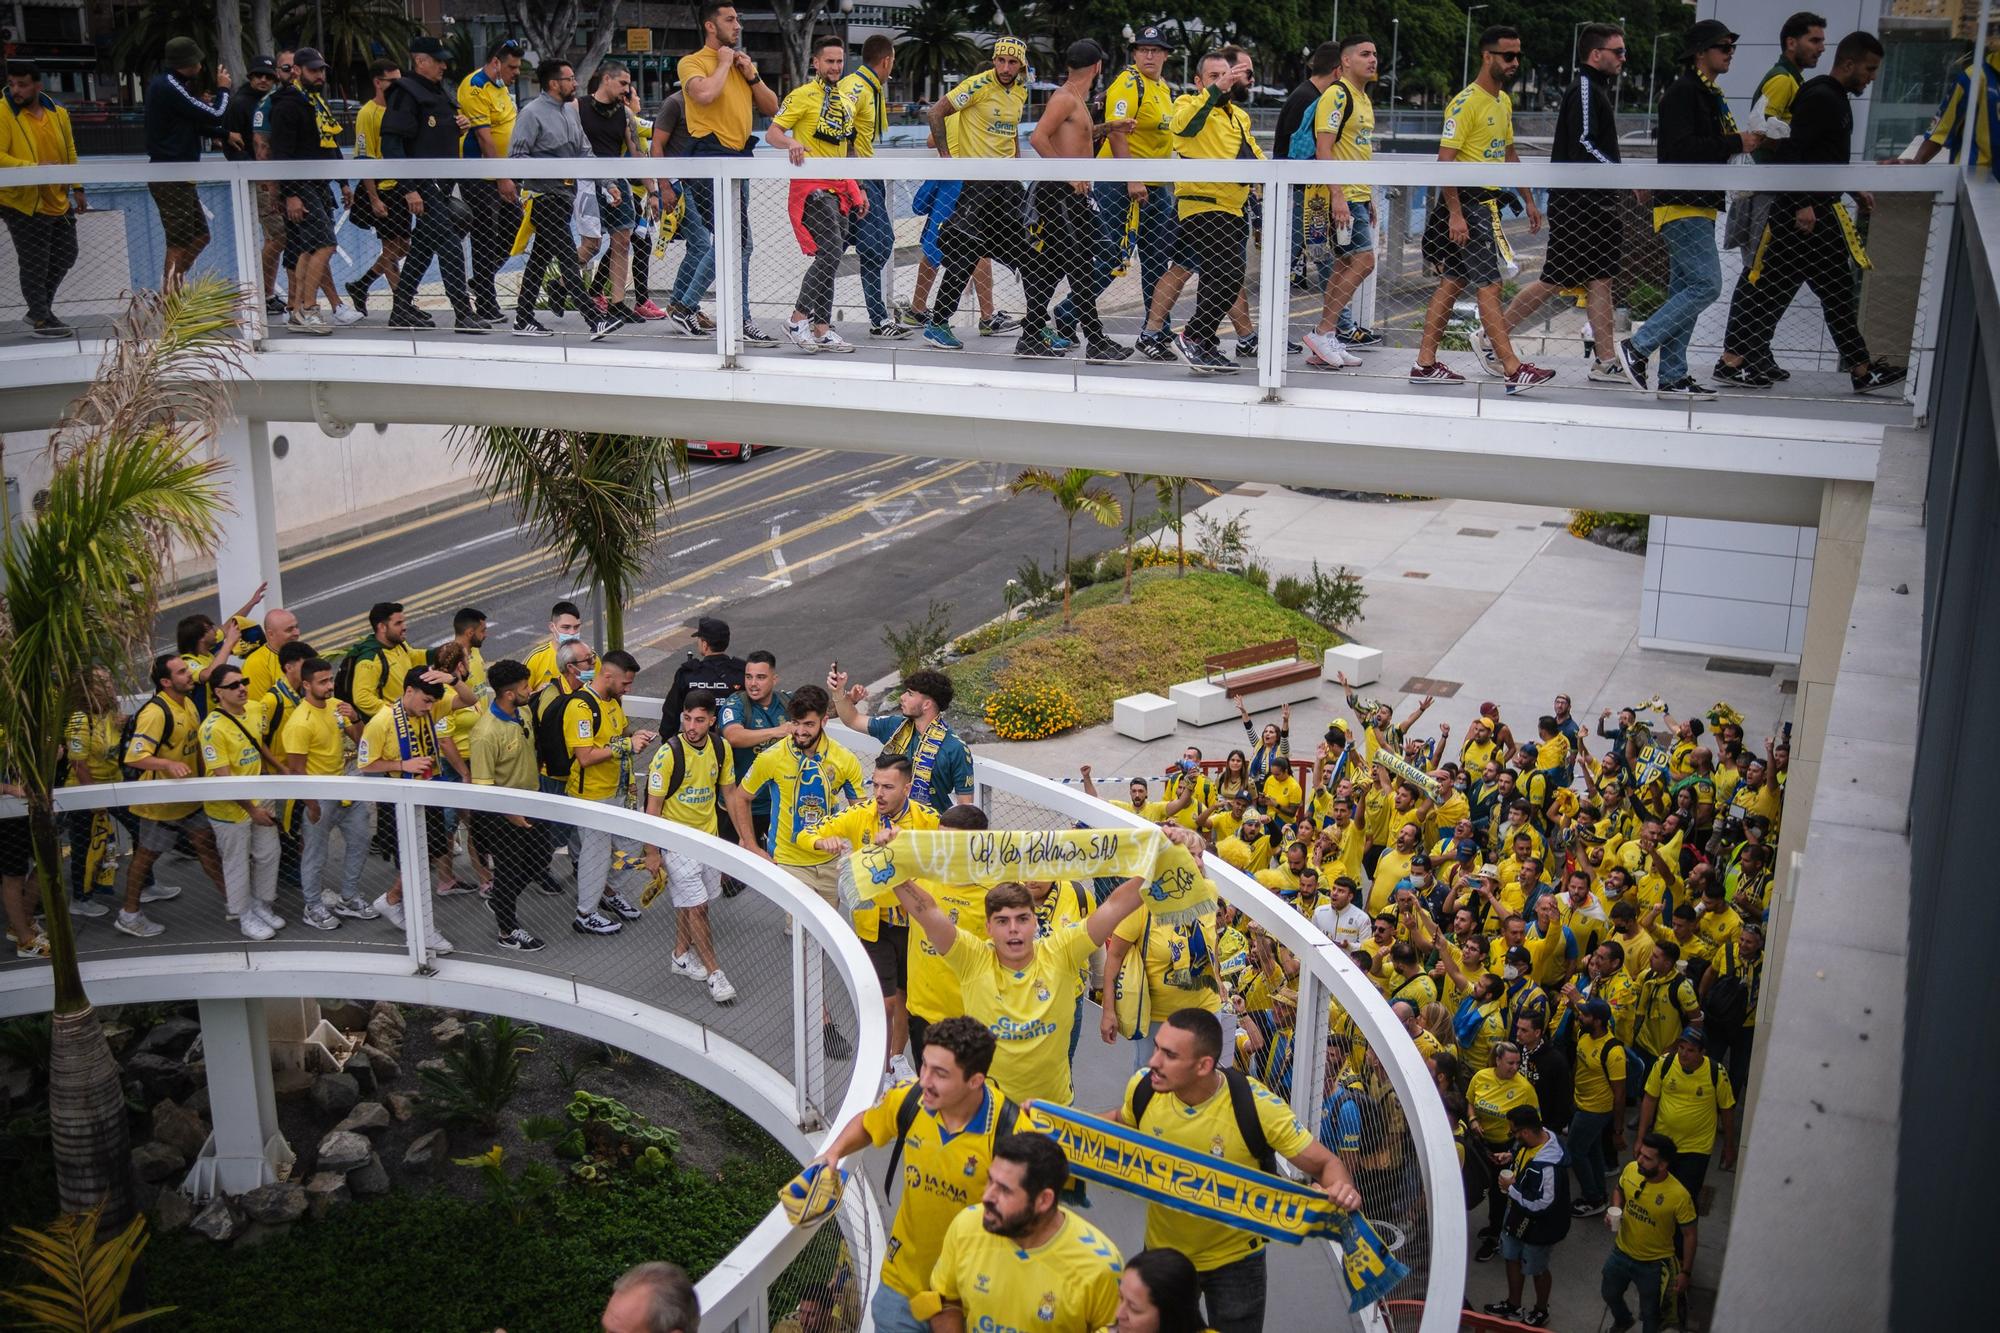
[1132,24,1175,51]
[1505,945,1533,968]
[1581,998,1613,1022]
[408,36,447,58]
[1066,38,1105,70]
[247,55,277,76]
[293,47,329,70]
[1684,20,1739,57]
[1679,1026,1708,1048]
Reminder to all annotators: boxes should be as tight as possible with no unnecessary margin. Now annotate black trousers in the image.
[1029,182,1104,341]
[1724,210,1871,369]
[471,812,545,936]
[1179,209,1247,347]
[933,181,1035,323]
[796,191,850,325]
[393,182,473,319]
[517,190,590,320]
[458,177,522,319]
[3,210,79,323]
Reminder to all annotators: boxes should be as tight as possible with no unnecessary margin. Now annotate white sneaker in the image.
[330,305,364,327]
[302,902,340,931]
[813,328,856,354]
[114,910,164,939]
[287,309,333,336]
[784,317,817,351]
[1469,328,1504,378]
[672,952,710,981]
[706,970,737,1003]
[887,1050,916,1085]
[373,893,406,929]
[69,897,110,919]
[425,925,454,955]
[1301,329,1361,369]
[138,882,182,904]
[239,911,275,942]
[252,901,286,931]
[1587,358,1628,383]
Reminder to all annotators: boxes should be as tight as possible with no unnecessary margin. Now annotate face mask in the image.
[578,668,596,685]
[1503,965,1520,981]
[1411,873,1429,887]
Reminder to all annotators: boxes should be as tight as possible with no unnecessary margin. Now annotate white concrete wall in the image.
[1697,0,1886,152]
[1639,515,1815,662]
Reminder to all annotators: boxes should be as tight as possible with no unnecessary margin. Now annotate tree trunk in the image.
[252,0,273,61]
[574,0,626,87]
[1122,476,1137,602]
[1060,514,1074,628]
[1175,488,1186,576]
[768,1,833,92]
[600,579,625,652]
[214,0,247,83]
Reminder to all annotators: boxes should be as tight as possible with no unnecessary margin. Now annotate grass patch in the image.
[949,569,1340,732]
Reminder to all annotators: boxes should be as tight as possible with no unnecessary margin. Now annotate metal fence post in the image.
[228,176,267,341]
[712,167,743,363]
[1256,168,1291,398]
[393,793,434,966]
[792,923,813,1127]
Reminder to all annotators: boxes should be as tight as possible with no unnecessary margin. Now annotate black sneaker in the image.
[1752,357,1791,382]
[588,310,616,342]
[497,928,545,952]
[1660,375,1718,400]
[1013,328,1064,359]
[1482,1301,1520,1318]
[1474,1235,1500,1263]
[823,1022,854,1060]
[513,314,554,338]
[741,322,779,348]
[1713,358,1772,388]
[536,871,565,898]
[31,317,72,339]
[1234,332,1259,359]
[345,279,371,316]
[1521,1308,1550,1327]
[979,311,1020,336]
[1615,337,1649,392]
[1177,333,1237,375]
[1084,339,1133,365]
[387,306,435,331]
[1135,328,1178,362]
[1571,1197,1609,1218]
[453,316,491,336]
[1338,326,1387,351]
[1851,362,1907,395]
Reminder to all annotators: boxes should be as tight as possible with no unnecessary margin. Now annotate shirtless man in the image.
[1021,39,1133,365]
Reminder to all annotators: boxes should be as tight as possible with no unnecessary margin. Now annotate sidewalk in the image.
[977,487,1797,783]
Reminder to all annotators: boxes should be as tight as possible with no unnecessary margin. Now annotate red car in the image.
[686,441,772,464]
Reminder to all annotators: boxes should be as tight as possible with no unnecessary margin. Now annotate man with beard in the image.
[507,57,609,338]
[919,37,1031,351]
[379,36,485,334]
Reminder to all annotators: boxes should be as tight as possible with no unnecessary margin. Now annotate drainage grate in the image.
[1457,527,1498,538]
[1541,520,1568,527]
[1401,571,1431,580]
[1705,657,1777,677]
[1401,677,1463,698]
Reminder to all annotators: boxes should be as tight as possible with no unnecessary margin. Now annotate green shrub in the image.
[1066,554,1104,590]
[1568,509,1649,539]
[952,617,1034,656]
[1271,575,1310,611]
[452,1144,561,1225]
[883,599,955,676]
[418,1018,540,1132]
[1008,556,1063,608]
[1240,561,1270,591]
[1305,561,1368,630]
[1625,282,1666,319]
[1192,508,1252,572]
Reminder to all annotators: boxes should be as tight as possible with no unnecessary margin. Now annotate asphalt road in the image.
[155,447,1133,695]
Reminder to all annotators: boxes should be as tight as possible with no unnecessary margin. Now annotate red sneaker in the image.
[633,300,668,321]
[1505,363,1557,396]
[1408,361,1466,385]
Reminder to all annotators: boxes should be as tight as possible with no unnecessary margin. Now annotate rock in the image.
[360,1044,400,1082]
[0,1057,31,1102]
[123,1052,192,1100]
[150,1099,211,1159]
[343,1049,376,1096]
[133,1179,161,1215]
[153,1188,193,1234]
[186,1085,211,1117]
[131,1141,186,1183]
[311,1072,360,1117]
[189,1199,240,1243]
[134,1016,202,1059]
[238,1181,308,1225]
[402,1128,449,1171]
[315,1129,372,1173]
[335,1102,391,1135]
[415,1057,447,1074]
[368,1001,405,1032]
[272,1067,316,1099]
[384,1092,417,1122]
[347,1152,390,1197]
[429,1017,466,1046]
[100,1022,133,1055]
[319,1000,373,1032]
[364,1015,402,1056]
[304,1171,351,1218]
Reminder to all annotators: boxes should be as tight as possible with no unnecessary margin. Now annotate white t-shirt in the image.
[1314,901,1372,950]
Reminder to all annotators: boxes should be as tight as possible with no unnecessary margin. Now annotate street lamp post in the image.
[1647,31,1672,135]
[1462,4,1488,88]
[1389,17,1399,142]
[1614,16,1626,114]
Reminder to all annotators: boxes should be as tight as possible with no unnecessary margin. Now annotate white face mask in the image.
[1503,965,1521,981]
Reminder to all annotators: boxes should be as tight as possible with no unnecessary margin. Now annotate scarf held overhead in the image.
[845,828,1214,927]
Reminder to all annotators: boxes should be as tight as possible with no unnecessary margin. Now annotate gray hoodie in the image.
[509,92,590,159]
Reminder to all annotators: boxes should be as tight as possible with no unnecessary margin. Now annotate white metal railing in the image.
[0,774,886,1333]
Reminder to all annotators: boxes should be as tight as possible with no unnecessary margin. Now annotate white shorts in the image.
[573,185,603,242]
[663,849,722,909]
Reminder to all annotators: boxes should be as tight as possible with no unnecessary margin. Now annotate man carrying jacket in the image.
[144,36,231,287]
[1614,21,1763,400]
[1721,32,1905,396]
[1,61,84,337]
[379,36,486,335]
[1483,1104,1570,1327]
[265,48,348,336]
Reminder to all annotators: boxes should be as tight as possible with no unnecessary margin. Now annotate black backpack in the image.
[332,635,384,710]
[1702,942,1752,1042]
[117,695,179,781]
[532,685,600,781]
[883,1082,1023,1185]
[1128,1066,1277,1173]
[651,734,734,805]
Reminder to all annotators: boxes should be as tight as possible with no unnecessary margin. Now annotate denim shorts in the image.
[1335,199,1375,257]
[597,181,637,232]
[1500,1232,1554,1275]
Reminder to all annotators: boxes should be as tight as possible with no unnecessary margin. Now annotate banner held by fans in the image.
[845,829,1214,927]
[1373,749,1442,804]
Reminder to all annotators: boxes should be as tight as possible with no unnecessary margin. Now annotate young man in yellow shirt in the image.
[810,1017,1031,1333]
[467,658,545,953]
[116,654,221,939]
[200,665,284,940]
[835,33,911,341]
[902,806,995,1062]
[456,37,523,324]
[1604,1133,1699,1330]
[1467,1040,1539,1259]
[726,683,864,911]
[1301,34,1382,369]
[0,60,85,337]
[522,600,584,692]
[677,2,780,347]
[349,600,427,719]
[1079,765,1192,824]
[282,654,374,926]
[356,674,454,954]
[1114,1008,1361,1329]
[918,37,1031,351]
[1637,1026,1736,1203]
[639,689,739,1000]
[566,649,658,937]
[929,1133,1123,1333]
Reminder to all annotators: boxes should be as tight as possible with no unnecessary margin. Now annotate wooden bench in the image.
[1202,638,1321,695]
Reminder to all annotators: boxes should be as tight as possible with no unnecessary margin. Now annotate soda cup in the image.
[1336,220,1354,247]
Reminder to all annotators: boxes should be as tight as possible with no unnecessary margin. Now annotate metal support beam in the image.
[183,997,284,1198]
[211,417,283,611]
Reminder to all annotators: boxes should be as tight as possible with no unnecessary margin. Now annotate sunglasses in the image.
[1710,42,1737,52]
[1603,47,1628,56]
[218,680,248,691]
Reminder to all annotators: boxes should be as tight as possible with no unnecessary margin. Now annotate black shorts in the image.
[352,185,412,237]
[864,922,910,996]
[1540,193,1621,287]
[387,806,451,866]
[285,186,337,253]
[0,818,30,877]
[1424,192,1502,289]
[1169,210,1249,272]
[149,181,210,250]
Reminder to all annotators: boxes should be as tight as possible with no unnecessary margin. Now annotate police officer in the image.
[378,36,485,335]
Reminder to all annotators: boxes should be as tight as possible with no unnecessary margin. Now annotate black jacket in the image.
[662,652,747,727]
[220,88,258,162]
[265,84,342,200]
[1553,68,1621,167]
[144,71,228,163]
[1777,74,1853,213]
[380,72,461,164]
[1655,68,1745,213]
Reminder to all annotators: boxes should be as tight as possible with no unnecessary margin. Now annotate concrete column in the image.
[212,418,283,611]
[187,997,284,1198]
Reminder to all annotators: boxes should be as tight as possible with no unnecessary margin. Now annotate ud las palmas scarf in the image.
[1373,748,1442,804]
[844,827,1216,928]
[1019,1100,1409,1312]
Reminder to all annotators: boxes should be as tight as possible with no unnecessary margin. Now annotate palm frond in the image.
[54,277,245,458]
[0,1205,173,1330]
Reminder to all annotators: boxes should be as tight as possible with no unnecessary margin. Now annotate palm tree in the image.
[1117,471,1153,603]
[895,0,983,102]
[1152,475,1220,577]
[114,0,222,83]
[451,429,688,652]
[278,0,417,94]
[0,280,239,1228]
[1008,468,1121,630]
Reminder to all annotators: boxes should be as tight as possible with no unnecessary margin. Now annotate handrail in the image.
[826,724,1466,1331]
[3,774,888,1333]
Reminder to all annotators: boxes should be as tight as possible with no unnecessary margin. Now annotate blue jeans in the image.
[869,1284,927,1333]
[1633,216,1722,386]
[849,179,894,326]
[1197,1248,1267,1333]
[668,184,713,311]
[1053,180,1176,330]
[1601,1247,1666,1332]
[1567,1107,1613,1204]
[678,152,753,323]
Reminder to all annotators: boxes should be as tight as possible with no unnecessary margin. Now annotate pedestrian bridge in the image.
[0,156,1957,527]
